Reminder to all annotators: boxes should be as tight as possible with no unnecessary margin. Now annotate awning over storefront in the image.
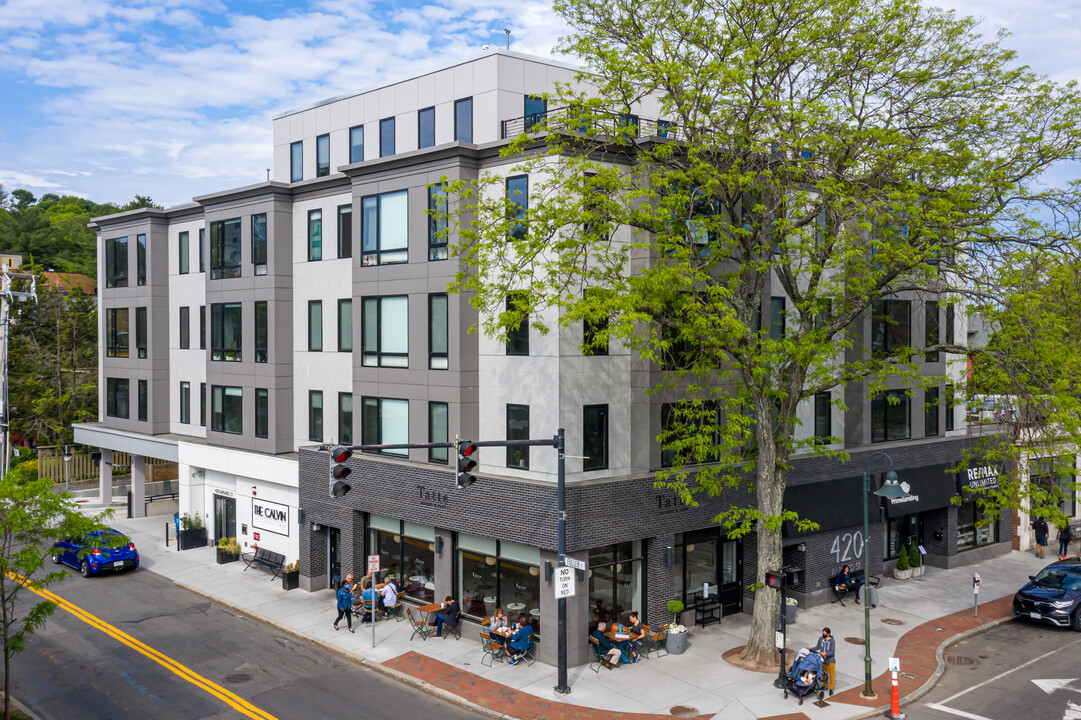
[884,462,958,518]
[782,475,876,537]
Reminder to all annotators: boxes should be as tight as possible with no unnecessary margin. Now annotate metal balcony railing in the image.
[500,106,685,142]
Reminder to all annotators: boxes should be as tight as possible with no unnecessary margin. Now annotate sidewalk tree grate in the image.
[669,706,699,717]
[223,673,253,684]
[880,618,905,625]
[843,636,864,645]
[946,655,977,666]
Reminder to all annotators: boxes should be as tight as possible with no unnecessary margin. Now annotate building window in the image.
[199,306,206,350]
[428,294,448,370]
[137,233,146,286]
[429,401,448,464]
[106,308,129,358]
[210,302,242,361]
[583,288,609,356]
[361,397,408,457]
[349,125,364,164]
[361,190,408,266]
[428,185,448,261]
[179,306,190,349]
[506,175,528,241]
[180,381,190,424]
[135,307,147,359]
[524,95,547,131]
[316,134,330,177]
[337,204,352,259]
[199,228,205,272]
[309,300,323,352]
[583,404,609,471]
[338,299,353,352]
[660,402,721,468]
[418,107,435,148]
[255,388,268,438]
[945,383,956,431]
[871,299,911,356]
[814,392,831,442]
[361,296,407,367]
[369,516,436,603]
[770,297,785,340]
[105,237,128,288]
[507,404,530,469]
[454,97,473,142]
[925,300,939,362]
[380,117,395,157]
[211,385,243,434]
[252,213,267,276]
[456,535,541,635]
[107,378,130,419]
[1032,459,1076,518]
[871,390,911,442]
[210,218,242,279]
[588,541,644,628]
[925,387,940,437]
[179,231,189,274]
[290,141,303,182]
[308,209,322,261]
[505,291,529,356]
[200,382,206,427]
[946,304,955,345]
[957,496,998,551]
[619,113,640,136]
[339,393,353,444]
[138,380,147,422]
[309,390,323,442]
[255,301,268,363]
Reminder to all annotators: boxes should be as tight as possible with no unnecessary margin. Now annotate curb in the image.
[165,574,516,720]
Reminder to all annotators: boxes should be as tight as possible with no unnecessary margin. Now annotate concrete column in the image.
[434,527,454,602]
[538,548,590,667]
[98,449,113,505]
[130,455,146,518]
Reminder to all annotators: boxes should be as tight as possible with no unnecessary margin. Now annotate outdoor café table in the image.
[490,626,513,660]
[416,602,445,626]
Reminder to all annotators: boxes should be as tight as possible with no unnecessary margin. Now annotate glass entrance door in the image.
[213,495,236,543]
[677,529,743,617]
[328,527,342,589]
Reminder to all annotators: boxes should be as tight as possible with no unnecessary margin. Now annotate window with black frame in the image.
[456,534,541,635]
[506,175,528,241]
[106,308,129,358]
[1031,458,1078,518]
[583,404,609,471]
[316,134,329,177]
[137,233,146,285]
[338,393,353,444]
[957,497,998,551]
[428,185,448,260]
[369,515,435,604]
[871,299,911,357]
[138,380,147,422]
[660,401,720,468]
[506,404,529,469]
[105,237,128,288]
[871,390,910,442]
[361,190,408,266]
[524,95,547,131]
[588,541,644,626]
[210,218,242,279]
[252,213,267,275]
[211,385,243,434]
[211,303,242,361]
[135,307,147,359]
[361,296,407,367]
[107,378,129,419]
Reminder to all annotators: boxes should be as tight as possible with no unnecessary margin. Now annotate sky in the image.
[0,0,1078,210]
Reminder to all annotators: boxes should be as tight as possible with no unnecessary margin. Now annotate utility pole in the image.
[0,268,38,479]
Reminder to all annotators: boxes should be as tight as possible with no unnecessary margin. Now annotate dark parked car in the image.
[52,529,140,578]
[1013,559,1081,630]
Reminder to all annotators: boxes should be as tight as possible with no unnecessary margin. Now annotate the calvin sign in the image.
[252,498,289,536]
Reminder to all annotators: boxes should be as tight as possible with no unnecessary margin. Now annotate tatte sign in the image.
[554,566,576,598]
[252,498,289,536]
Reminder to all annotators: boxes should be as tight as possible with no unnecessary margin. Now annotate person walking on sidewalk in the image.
[813,627,837,697]
[333,580,355,633]
[1034,517,1049,559]
[1059,523,1073,560]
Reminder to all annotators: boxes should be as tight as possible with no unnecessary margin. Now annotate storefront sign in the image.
[961,465,1000,492]
[656,492,690,515]
[554,566,576,598]
[212,488,234,498]
[252,498,289,536]
[884,463,958,518]
[416,485,448,509]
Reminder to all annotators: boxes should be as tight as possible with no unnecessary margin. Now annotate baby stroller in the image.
[782,647,827,705]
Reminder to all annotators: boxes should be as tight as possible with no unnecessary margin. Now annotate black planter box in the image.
[216,547,239,564]
[178,528,207,551]
[281,570,299,591]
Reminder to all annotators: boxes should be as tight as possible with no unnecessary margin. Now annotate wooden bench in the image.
[831,571,880,607]
[241,547,286,580]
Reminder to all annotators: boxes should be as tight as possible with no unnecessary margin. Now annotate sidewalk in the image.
[92,510,1039,720]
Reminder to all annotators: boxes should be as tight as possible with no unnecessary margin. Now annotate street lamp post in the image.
[62,446,74,493]
[861,451,909,699]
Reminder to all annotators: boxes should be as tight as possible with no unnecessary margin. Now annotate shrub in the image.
[896,549,910,571]
[908,543,922,568]
[667,600,685,614]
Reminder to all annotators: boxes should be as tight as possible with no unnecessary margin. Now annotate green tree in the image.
[0,467,109,720]
[443,0,1081,665]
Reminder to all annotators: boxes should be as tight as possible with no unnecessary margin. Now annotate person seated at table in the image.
[507,615,535,665]
[835,564,862,604]
[355,583,378,623]
[430,595,461,637]
[625,611,646,657]
[590,621,622,667]
[379,577,399,619]
[488,608,509,646]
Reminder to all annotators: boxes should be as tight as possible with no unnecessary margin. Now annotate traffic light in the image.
[456,441,478,489]
[764,571,785,590]
[329,445,352,497]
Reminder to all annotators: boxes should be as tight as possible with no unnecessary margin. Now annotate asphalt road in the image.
[914,618,1081,720]
[11,565,487,720]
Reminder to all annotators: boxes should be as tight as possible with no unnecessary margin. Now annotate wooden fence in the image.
[37,445,176,484]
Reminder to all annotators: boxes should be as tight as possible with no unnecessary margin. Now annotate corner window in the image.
[524,95,547,131]
[361,190,408,266]
[135,307,147,359]
[106,308,129,358]
[361,296,407,367]
[316,134,330,177]
[211,385,243,434]
[361,397,408,457]
[210,302,242,361]
[349,125,364,164]
[105,237,128,288]
[107,378,130,419]
[507,404,530,469]
[308,209,322,261]
[428,293,448,369]
[138,380,147,422]
[925,387,940,437]
[252,213,267,276]
[871,299,911,357]
[583,404,609,471]
[179,306,190,349]
[255,388,269,438]
[380,117,395,157]
[505,291,528,356]
[309,390,324,442]
[337,204,352,259]
[506,175,528,241]
[454,98,473,143]
[428,185,448,261]
[309,300,323,352]
[339,393,353,445]
[210,218,242,279]
[429,401,448,464]
[255,301,268,363]
[290,141,303,182]
[180,381,191,424]
[137,233,146,285]
[338,299,352,352]
[871,390,911,442]
[814,392,831,442]
[179,231,189,274]
[418,107,435,148]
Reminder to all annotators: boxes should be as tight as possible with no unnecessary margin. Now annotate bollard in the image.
[973,570,981,617]
[165,522,170,547]
[886,657,906,720]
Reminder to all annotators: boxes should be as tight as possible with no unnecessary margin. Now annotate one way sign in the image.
[554,566,576,599]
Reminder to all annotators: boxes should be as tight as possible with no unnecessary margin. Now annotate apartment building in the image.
[77,49,1011,667]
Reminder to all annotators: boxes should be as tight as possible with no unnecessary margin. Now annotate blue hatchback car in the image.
[52,529,140,578]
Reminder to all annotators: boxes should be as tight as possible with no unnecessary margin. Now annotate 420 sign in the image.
[830,531,865,565]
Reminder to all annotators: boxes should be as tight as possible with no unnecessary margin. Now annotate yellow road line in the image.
[10,571,279,720]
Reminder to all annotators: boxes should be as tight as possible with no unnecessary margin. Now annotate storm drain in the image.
[670,706,699,717]
[222,673,253,684]
[946,655,978,666]
[880,618,905,625]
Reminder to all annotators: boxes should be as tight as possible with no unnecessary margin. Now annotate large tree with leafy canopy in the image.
[441,0,1081,665]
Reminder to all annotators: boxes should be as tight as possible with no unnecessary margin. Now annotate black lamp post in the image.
[862,451,909,699]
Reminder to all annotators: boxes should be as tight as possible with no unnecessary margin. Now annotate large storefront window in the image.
[368,515,435,603]
[456,535,541,635]
[957,498,998,551]
[588,541,644,625]
[1031,458,1077,518]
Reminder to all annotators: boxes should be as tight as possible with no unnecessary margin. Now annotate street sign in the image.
[889,657,900,672]
[367,555,380,574]
[559,554,585,570]
[554,566,576,598]
[775,631,784,650]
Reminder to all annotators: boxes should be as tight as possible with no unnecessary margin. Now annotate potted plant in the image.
[281,560,300,591]
[666,600,688,654]
[785,596,798,624]
[894,546,912,579]
[177,512,207,551]
[216,536,241,564]
[908,543,923,577]
[668,599,685,627]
